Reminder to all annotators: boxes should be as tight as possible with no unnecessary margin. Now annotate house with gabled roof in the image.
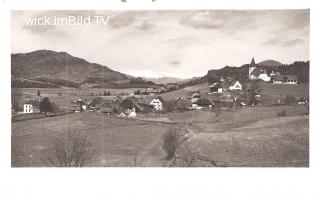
[209,83,223,94]
[23,99,41,114]
[229,80,242,91]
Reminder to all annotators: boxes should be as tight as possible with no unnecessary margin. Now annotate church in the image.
[248,57,271,81]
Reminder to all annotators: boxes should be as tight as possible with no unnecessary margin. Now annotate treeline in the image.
[11,79,59,88]
[207,61,309,84]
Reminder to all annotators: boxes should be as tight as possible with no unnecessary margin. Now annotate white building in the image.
[258,73,271,82]
[149,97,164,111]
[23,104,33,113]
[229,80,242,91]
[248,57,258,80]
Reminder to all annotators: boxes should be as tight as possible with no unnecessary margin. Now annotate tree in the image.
[40,97,52,115]
[43,130,95,167]
[37,90,41,96]
[162,129,181,160]
[103,91,107,96]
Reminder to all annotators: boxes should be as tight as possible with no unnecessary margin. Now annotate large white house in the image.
[149,97,164,111]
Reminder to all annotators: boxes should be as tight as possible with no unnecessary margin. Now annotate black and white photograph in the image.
[10,10,310,167]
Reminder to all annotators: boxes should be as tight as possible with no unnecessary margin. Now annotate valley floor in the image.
[11,105,309,167]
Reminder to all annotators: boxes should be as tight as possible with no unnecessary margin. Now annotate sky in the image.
[11,10,309,79]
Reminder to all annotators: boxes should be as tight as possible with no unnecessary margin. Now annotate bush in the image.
[43,130,95,167]
[284,95,296,105]
[162,129,181,160]
[277,110,287,117]
[174,142,200,167]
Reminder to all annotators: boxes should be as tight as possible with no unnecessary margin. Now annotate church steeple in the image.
[250,57,256,66]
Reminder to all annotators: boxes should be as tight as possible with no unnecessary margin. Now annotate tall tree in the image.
[40,97,52,115]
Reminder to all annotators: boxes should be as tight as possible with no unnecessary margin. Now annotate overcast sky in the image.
[11,10,309,78]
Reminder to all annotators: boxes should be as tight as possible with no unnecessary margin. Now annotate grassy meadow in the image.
[12,105,309,167]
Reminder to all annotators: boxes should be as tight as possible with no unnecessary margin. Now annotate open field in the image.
[12,112,179,167]
[160,84,209,100]
[12,105,308,167]
[12,87,144,110]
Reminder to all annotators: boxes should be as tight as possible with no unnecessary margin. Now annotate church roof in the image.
[250,57,257,67]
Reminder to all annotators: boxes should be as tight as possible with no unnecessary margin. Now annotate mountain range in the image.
[11,50,309,89]
[11,50,159,88]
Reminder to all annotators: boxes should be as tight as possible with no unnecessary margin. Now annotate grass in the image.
[12,112,179,167]
[190,115,309,167]
[12,105,309,167]
[160,84,209,100]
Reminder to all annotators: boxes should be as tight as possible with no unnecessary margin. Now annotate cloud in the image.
[11,10,310,78]
[135,20,154,30]
[263,38,283,46]
[179,11,228,30]
[282,39,304,47]
[170,61,180,66]
[108,12,137,29]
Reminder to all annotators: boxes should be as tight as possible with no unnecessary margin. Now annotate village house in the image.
[248,57,271,81]
[99,101,116,114]
[175,97,192,111]
[229,80,242,91]
[272,75,298,84]
[23,99,40,114]
[194,98,215,109]
[120,96,154,114]
[74,99,87,111]
[209,83,223,94]
[148,96,165,111]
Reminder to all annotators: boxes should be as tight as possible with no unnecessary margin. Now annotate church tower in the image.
[248,57,257,80]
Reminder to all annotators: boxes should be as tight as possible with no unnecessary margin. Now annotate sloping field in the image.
[12,105,309,167]
[190,115,309,167]
[258,82,309,97]
[160,84,209,100]
[12,112,177,167]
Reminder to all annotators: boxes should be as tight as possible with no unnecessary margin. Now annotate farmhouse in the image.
[229,80,242,91]
[100,101,114,114]
[74,99,87,111]
[23,99,40,114]
[120,96,154,113]
[272,75,298,84]
[209,83,223,93]
[148,96,165,111]
[175,97,192,111]
[120,96,143,112]
[194,98,215,109]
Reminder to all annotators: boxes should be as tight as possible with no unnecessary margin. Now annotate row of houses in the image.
[248,57,298,84]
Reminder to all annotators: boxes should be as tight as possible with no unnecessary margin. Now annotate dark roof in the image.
[229,80,241,86]
[195,98,215,106]
[210,83,222,88]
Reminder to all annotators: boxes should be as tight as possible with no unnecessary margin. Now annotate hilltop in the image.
[11,50,159,89]
[258,59,283,67]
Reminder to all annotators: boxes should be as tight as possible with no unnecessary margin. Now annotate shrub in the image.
[174,142,200,167]
[284,95,296,105]
[162,129,181,160]
[277,110,287,117]
[43,130,95,167]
